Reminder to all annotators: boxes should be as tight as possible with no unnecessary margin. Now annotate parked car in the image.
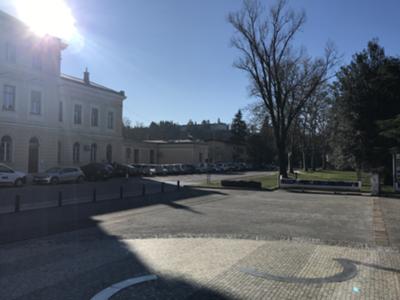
[164,164,177,175]
[112,163,140,177]
[81,163,113,181]
[33,167,85,184]
[0,164,26,187]
[131,164,156,176]
[184,164,196,174]
[195,163,208,173]
[152,164,168,176]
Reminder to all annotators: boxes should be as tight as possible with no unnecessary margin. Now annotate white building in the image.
[0,11,126,173]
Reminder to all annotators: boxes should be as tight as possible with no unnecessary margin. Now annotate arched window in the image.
[106,144,112,163]
[90,143,97,162]
[126,148,131,162]
[73,142,80,163]
[0,136,12,162]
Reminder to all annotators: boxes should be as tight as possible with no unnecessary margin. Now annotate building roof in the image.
[60,73,126,98]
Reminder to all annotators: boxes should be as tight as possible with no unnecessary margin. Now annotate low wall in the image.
[279,177,362,192]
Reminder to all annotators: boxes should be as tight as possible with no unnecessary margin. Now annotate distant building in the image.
[180,121,229,132]
[206,140,247,163]
[126,140,209,165]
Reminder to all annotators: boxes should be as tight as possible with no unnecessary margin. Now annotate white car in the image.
[0,164,26,187]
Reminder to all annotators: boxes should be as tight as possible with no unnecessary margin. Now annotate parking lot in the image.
[0,171,273,214]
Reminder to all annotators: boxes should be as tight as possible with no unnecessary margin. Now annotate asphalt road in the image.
[0,171,274,213]
[1,188,399,299]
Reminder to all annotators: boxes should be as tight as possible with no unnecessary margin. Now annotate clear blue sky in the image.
[2,0,400,125]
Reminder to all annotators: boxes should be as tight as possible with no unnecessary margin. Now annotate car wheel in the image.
[51,177,59,185]
[76,176,84,183]
[14,178,24,187]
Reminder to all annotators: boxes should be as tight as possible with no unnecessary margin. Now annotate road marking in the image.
[90,274,157,300]
[241,258,358,284]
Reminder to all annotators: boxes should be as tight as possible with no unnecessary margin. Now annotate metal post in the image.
[58,191,62,207]
[15,195,20,212]
[93,188,97,202]
[120,186,124,200]
[393,152,397,192]
[177,180,180,190]
[142,184,146,196]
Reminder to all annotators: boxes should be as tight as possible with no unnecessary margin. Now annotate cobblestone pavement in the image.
[2,189,400,299]
[2,235,400,299]
[115,238,400,300]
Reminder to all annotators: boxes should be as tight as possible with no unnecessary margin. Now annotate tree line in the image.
[228,0,400,181]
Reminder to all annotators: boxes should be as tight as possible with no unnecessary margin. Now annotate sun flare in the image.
[15,0,78,42]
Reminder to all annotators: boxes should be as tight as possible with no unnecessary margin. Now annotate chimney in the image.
[83,67,90,84]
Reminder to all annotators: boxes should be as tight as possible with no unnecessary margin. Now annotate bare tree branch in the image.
[228,0,338,176]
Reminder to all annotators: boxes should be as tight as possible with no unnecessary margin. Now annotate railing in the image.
[4,181,181,214]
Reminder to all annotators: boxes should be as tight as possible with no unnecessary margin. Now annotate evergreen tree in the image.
[329,40,400,176]
[230,110,247,144]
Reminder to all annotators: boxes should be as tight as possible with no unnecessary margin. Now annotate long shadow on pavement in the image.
[0,183,231,299]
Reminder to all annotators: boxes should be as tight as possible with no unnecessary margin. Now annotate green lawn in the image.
[291,170,371,192]
[201,173,279,190]
[200,169,398,194]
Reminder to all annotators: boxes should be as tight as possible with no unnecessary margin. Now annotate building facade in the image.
[0,11,244,173]
[206,140,247,163]
[0,11,126,173]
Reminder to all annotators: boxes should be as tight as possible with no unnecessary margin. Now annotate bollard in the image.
[161,182,165,193]
[177,180,180,190]
[142,184,146,196]
[93,188,97,202]
[58,191,62,207]
[15,195,20,212]
[120,186,124,200]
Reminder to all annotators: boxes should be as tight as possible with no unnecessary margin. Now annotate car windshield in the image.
[2,1,400,299]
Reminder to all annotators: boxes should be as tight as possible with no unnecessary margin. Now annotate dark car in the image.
[81,163,113,181]
[112,163,140,177]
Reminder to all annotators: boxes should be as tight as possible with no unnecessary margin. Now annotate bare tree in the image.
[228,0,337,177]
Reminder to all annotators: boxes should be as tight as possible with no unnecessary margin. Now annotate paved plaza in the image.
[1,188,400,299]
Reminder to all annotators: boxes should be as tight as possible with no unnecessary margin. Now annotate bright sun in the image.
[15,0,78,42]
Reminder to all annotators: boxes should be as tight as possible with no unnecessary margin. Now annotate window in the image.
[30,90,42,115]
[59,102,63,122]
[0,136,12,162]
[6,43,16,63]
[199,152,203,163]
[74,104,82,124]
[150,149,155,164]
[90,143,97,162]
[57,141,61,163]
[134,149,139,163]
[91,108,99,127]
[32,52,41,70]
[106,144,112,163]
[3,85,16,111]
[0,165,12,173]
[126,148,131,162]
[73,142,80,163]
[107,111,114,129]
